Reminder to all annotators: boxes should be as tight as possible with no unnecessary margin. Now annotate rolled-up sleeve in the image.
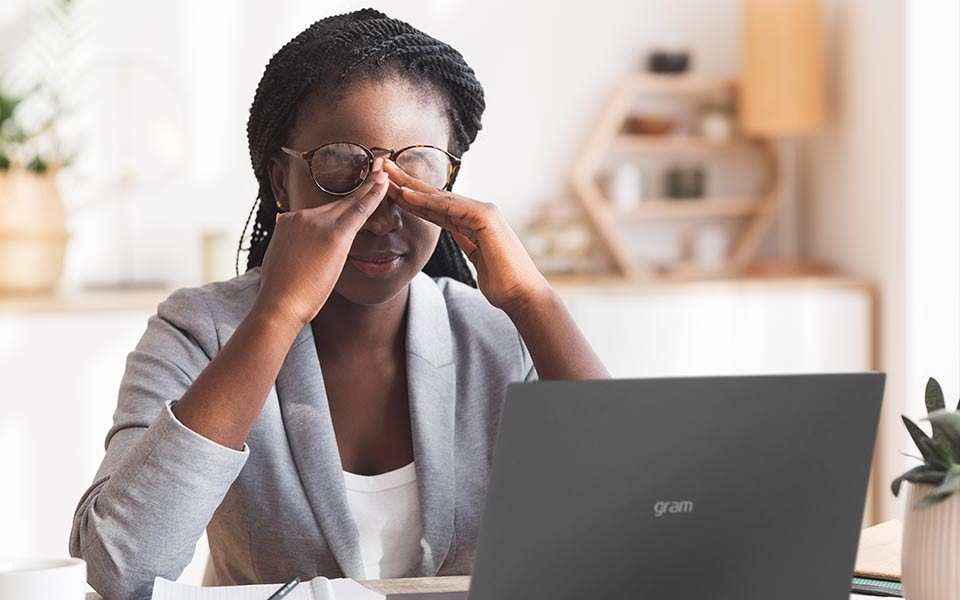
[69,287,249,600]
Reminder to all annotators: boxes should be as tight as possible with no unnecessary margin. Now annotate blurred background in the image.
[0,0,957,587]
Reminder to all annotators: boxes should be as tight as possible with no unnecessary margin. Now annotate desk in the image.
[84,577,470,599]
[83,576,878,598]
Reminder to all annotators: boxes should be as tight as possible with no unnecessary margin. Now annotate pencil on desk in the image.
[266,576,300,599]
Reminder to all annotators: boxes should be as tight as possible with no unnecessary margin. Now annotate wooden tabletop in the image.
[85,576,471,599]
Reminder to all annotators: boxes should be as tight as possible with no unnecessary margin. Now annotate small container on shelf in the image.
[520,199,607,275]
[691,224,732,270]
[696,103,736,142]
[621,114,676,136]
[647,49,691,74]
[664,165,707,199]
[607,162,645,210]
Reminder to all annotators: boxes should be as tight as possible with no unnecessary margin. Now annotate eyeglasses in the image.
[280,142,461,196]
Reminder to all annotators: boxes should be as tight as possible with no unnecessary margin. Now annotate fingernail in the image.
[375,171,388,183]
[373,157,383,170]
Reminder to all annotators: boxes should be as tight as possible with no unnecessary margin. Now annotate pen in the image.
[266,576,301,600]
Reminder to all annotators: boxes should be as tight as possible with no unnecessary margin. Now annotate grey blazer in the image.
[70,269,536,600]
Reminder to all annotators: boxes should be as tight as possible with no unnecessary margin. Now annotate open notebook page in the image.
[152,576,385,600]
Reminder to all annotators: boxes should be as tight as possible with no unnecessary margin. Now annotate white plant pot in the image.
[902,482,960,600]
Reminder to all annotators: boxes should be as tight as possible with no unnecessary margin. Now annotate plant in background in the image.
[892,378,960,508]
[0,0,80,174]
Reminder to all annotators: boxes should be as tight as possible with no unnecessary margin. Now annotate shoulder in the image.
[432,276,515,338]
[158,269,261,324]
[429,276,533,377]
[148,269,261,355]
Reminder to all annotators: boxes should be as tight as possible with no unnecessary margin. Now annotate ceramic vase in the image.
[901,482,960,600]
[0,168,70,293]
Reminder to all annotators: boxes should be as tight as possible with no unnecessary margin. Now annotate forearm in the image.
[71,404,248,600]
[172,304,303,450]
[503,287,609,380]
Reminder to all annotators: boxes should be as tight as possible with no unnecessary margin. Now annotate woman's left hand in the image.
[383,160,550,312]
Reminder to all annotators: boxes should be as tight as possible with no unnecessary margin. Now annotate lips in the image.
[347,251,404,277]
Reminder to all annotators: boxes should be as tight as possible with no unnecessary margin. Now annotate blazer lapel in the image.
[405,273,457,576]
[275,272,457,578]
[275,325,364,578]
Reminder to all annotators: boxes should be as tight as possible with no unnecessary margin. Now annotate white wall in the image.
[0,0,744,289]
[801,0,960,522]
[903,0,960,467]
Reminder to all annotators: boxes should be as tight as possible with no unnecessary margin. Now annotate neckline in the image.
[343,461,417,493]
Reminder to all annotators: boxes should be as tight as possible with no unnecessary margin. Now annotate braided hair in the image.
[240,8,483,287]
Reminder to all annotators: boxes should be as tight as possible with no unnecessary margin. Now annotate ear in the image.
[267,155,290,212]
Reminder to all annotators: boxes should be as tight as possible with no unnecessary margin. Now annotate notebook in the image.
[151,576,384,600]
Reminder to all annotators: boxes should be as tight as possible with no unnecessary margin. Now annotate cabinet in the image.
[570,74,781,280]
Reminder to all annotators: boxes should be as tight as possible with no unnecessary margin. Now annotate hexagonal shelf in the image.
[569,73,782,280]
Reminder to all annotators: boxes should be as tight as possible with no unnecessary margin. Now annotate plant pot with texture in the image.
[892,378,960,600]
[0,166,69,293]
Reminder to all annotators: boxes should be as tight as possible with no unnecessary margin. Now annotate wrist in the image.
[499,281,560,325]
[247,298,308,341]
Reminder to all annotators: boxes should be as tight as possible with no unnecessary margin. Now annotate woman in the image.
[70,9,607,600]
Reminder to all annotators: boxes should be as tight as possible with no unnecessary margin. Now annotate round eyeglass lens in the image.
[396,147,451,190]
[310,143,370,193]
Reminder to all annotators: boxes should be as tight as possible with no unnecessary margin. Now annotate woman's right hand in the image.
[254,157,390,327]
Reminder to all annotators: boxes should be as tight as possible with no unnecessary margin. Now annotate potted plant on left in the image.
[0,0,78,294]
[892,377,960,600]
[0,87,71,293]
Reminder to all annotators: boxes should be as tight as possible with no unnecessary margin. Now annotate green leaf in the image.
[931,463,960,497]
[916,489,955,509]
[892,464,947,497]
[926,378,946,413]
[926,410,960,452]
[903,416,934,460]
[26,155,47,174]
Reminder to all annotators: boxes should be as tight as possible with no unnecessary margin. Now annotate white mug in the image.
[0,558,86,600]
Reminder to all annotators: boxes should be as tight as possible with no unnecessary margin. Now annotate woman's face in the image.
[275,77,449,306]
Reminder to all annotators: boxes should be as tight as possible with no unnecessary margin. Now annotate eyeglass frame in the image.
[280,141,462,196]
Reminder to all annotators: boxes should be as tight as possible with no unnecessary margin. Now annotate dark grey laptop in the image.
[467,373,884,600]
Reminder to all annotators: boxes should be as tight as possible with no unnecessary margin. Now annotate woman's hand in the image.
[383,160,551,312]
[255,158,391,327]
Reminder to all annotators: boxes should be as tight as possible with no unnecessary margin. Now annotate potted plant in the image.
[892,377,960,600]
[0,0,77,293]
[0,88,70,293]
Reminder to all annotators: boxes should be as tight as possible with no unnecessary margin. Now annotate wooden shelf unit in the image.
[570,73,782,280]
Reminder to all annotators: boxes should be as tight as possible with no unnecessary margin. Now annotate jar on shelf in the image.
[697,103,735,142]
[608,162,645,210]
[664,164,706,199]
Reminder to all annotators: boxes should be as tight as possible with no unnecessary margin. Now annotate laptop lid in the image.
[468,373,884,600]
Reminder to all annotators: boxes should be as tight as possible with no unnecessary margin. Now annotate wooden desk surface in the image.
[85,576,471,599]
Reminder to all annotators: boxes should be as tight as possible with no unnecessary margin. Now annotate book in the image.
[151,576,385,600]
[854,520,902,582]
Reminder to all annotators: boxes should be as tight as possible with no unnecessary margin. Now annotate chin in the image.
[331,260,418,306]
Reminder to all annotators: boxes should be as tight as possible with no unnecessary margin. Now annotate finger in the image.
[450,230,479,261]
[382,160,438,193]
[393,187,462,232]
[336,170,390,229]
[397,186,486,239]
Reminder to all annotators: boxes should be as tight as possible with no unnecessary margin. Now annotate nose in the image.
[359,191,403,236]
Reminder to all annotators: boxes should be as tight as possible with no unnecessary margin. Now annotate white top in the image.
[342,462,423,580]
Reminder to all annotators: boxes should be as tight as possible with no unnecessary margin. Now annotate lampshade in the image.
[740,0,826,136]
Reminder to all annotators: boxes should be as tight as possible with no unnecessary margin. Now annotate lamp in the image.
[740,0,826,260]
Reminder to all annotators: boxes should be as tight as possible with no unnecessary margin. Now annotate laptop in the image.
[467,373,885,600]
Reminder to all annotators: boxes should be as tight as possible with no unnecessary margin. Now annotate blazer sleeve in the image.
[69,287,249,600]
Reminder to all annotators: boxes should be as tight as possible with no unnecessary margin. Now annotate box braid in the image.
[239,8,483,288]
